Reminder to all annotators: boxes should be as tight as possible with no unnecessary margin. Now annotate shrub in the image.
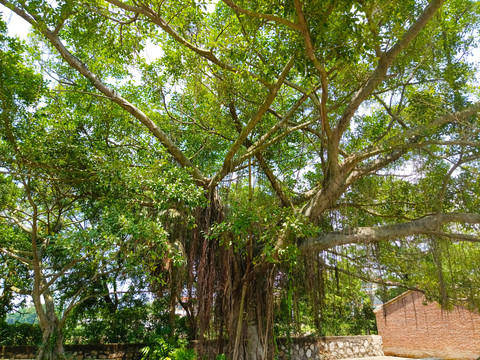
[0,321,42,346]
[141,336,196,360]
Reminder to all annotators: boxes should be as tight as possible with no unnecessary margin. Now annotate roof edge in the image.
[373,290,418,313]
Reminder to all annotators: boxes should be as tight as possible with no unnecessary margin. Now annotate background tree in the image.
[0,19,203,359]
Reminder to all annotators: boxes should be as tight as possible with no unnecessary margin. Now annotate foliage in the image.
[0,321,42,346]
[2,300,190,346]
[0,13,203,358]
[318,284,377,336]
[65,302,151,344]
[6,306,38,325]
[274,256,377,337]
[63,297,191,345]
[141,336,196,360]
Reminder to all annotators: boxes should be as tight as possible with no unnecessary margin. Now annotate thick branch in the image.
[235,92,309,165]
[302,130,469,220]
[40,254,90,294]
[345,148,407,186]
[335,0,445,140]
[0,248,33,266]
[236,118,317,167]
[293,0,331,138]
[426,231,480,243]
[347,101,480,167]
[58,265,121,329]
[0,214,33,234]
[300,99,480,218]
[292,185,321,206]
[229,103,293,207]
[209,57,294,188]
[105,0,272,87]
[1,0,207,186]
[299,213,480,252]
[255,154,293,208]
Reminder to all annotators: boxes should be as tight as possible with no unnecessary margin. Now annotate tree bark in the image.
[35,291,66,360]
[36,325,66,360]
[224,266,275,360]
[299,213,480,252]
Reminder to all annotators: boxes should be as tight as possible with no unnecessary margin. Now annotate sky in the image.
[2,7,30,39]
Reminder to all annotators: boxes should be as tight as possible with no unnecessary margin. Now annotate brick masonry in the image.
[375,290,480,360]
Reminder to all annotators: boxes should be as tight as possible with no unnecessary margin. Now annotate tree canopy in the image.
[1,0,480,359]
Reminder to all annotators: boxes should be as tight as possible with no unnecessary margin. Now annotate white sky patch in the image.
[2,6,31,40]
[140,39,164,64]
[204,0,218,13]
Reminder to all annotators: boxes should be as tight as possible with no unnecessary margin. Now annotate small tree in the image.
[0,21,203,358]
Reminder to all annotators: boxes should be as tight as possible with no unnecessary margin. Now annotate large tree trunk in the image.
[36,324,66,360]
[173,189,278,360]
[222,265,276,360]
[35,290,66,360]
[188,188,279,360]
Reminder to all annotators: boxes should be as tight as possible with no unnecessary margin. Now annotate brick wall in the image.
[375,291,480,360]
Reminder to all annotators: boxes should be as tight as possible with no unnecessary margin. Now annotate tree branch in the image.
[235,118,317,167]
[347,101,480,166]
[335,0,445,140]
[229,103,293,208]
[299,213,480,252]
[0,248,33,266]
[346,148,407,186]
[58,265,121,329]
[105,0,272,87]
[0,214,34,234]
[8,285,31,296]
[1,0,208,186]
[425,231,480,243]
[299,100,480,220]
[293,0,331,138]
[235,92,309,165]
[325,262,424,293]
[40,254,90,294]
[209,57,295,188]
[221,0,300,31]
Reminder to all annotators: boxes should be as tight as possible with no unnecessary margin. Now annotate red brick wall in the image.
[375,291,480,360]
